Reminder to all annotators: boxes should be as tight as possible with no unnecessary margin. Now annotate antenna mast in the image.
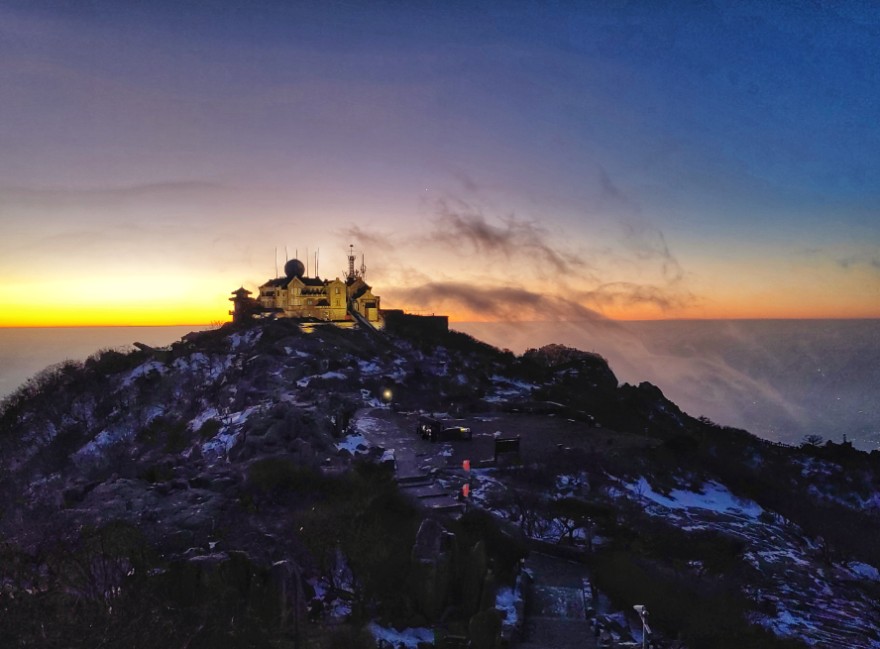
[360,253,366,279]
[347,244,356,280]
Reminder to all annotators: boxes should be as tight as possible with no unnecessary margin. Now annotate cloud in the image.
[797,245,880,273]
[577,282,696,311]
[620,221,685,284]
[451,170,482,194]
[0,181,229,210]
[339,225,397,252]
[338,187,696,318]
[836,249,880,271]
[451,320,808,431]
[388,281,606,322]
[429,197,588,277]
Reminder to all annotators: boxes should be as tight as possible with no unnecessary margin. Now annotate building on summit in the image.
[230,245,450,335]
[230,246,384,329]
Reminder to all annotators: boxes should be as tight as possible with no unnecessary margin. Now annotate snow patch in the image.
[496,583,523,635]
[200,405,261,455]
[849,561,880,582]
[74,426,132,460]
[358,360,383,375]
[367,622,433,648]
[228,328,262,350]
[336,433,370,454]
[626,478,764,518]
[189,407,220,431]
[202,430,241,455]
[122,360,166,387]
[297,370,348,388]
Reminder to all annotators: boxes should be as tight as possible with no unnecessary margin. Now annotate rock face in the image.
[411,519,456,621]
[1,319,880,648]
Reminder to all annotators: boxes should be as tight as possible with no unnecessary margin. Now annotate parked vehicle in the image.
[441,425,472,441]
[416,416,472,441]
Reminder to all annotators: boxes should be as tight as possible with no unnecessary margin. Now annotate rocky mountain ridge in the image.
[1,319,879,648]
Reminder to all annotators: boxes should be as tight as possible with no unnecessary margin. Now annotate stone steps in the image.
[519,616,595,648]
[396,473,432,486]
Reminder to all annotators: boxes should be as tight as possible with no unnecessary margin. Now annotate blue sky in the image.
[1,0,878,324]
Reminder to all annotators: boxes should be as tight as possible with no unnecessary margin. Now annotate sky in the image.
[1,0,878,326]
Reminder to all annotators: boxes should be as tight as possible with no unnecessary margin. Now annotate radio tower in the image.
[346,244,357,281]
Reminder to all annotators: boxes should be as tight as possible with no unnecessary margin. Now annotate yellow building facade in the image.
[255,257,383,329]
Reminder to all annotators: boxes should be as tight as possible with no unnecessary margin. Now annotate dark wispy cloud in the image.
[429,197,587,277]
[577,282,696,312]
[588,166,687,286]
[339,225,397,252]
[339,188,696,318]
[0,181,229,210]
[388,282,607,322]
[836,249,880,271]
[620,222,685,283]
[797,245,880,273]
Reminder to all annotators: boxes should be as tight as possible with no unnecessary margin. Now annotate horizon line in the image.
[2,316,879,329]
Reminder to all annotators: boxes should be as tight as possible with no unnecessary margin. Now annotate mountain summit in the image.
[1,320,879,648]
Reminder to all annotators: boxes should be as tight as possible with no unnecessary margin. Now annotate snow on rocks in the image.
[296,370,348,388]
[336,432,369,455]
[496,576,526,639]
[74,426,134,463]
[848,561,880,582]
[228,328,262,350]
[367,622,433,648]
[121,360,166,387]
[622,475,880,648]
[200,405,262,456]
[189,407,221,432]
[485,375,536,403]
[357,360,383,376]
[625,478,764,519]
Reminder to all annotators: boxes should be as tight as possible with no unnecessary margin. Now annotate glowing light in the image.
[0,274,230,327]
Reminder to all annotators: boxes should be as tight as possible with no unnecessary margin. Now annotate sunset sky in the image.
[2,1,878,326]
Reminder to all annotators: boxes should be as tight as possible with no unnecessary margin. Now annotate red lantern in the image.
[462,459,470,472]
[462,483,470,498]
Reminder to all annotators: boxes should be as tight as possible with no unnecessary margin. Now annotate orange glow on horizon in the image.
[2,271,877,327]
[0,305,223,328]
[0,275,232,328]
[3,306,878,328]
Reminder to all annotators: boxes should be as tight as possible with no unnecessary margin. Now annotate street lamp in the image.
[633,605,651,649]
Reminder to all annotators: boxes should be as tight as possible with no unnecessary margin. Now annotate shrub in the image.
[196,417,222,439]
[246,457,324,498]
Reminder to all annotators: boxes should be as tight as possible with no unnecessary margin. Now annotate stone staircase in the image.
[516,552,596,649]
[396,473,464,514]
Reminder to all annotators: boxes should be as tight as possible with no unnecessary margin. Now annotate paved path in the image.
[352,407,464,513]
[517,552,596,649]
